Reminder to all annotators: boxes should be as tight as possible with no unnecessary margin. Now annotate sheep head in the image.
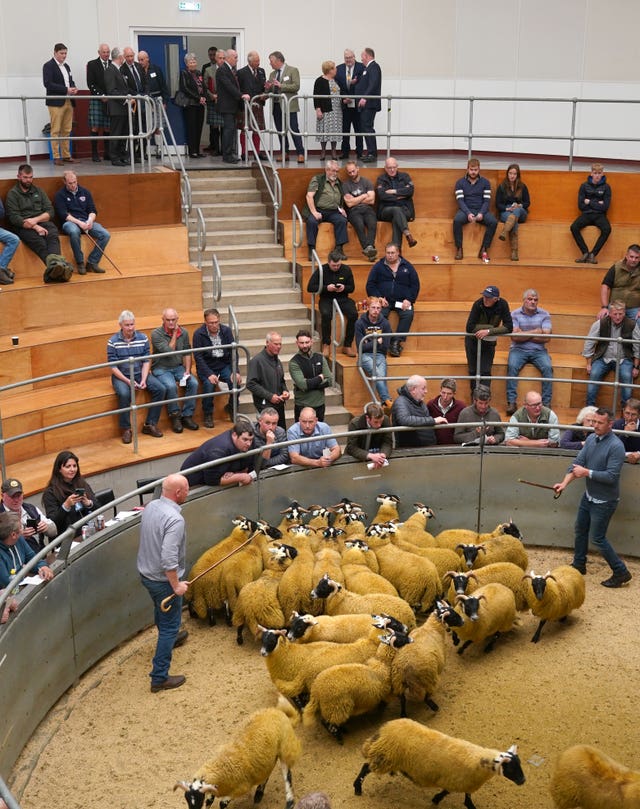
[174,779,216,809]
[280,501,309,521]
[232,515,258,532]
[331,497,364,513]
[376,493,400,505]
[310,574,341,600]
[322,526,346,540]
[413,502,436,519]
[493,746,526,785]
[501,520,523,540]
[287,612,317,641]
[371,613,409,634]
[523,569,554,600]
[434,600,465,628]
[259,627,288,656]
[378,629,413,649]
[457,543,484,569]
[455,593,486,621]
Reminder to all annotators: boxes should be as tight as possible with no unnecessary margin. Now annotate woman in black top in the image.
[179,52,206,158]
[496,163,531,261]
[42,450,95,536]
[313,60,342,160]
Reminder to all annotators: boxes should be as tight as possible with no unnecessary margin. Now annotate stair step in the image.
[190,230,275,247]
[203,289,303,307]
[189,216,272,232]
[192,189,263,204]
[193,201,269,217]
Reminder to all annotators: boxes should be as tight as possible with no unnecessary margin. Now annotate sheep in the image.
[330,497,365,530]
[433,520,521,552]
[392,502,438,547]
[287,611,408,644]
[174,696,301,809]
[341,510,368,539]
[444,562,530,612]
[278,531,318,619]
[457,529,528,572]
[312,534,345,585]
[342,538,380,573]
[306,505,333,533]
[522,565,586,644]
[302,629,413,743]
[452,582,517,655]
[310,574,417,630]
[370,493,401,525]
[277,501,309,534]
[340,542,399,596]
[549,743,640,809]
[389,531,463,580]
[354,719,525,809]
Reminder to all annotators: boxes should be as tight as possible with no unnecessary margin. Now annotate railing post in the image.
[467,97,474,159]
[569,99,578,171]
[128,357,140,454]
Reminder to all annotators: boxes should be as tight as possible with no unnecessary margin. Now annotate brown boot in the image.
[499,213,517,241]
[319,146,326,160]
[510,230,519,261]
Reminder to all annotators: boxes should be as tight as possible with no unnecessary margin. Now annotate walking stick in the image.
[84,231,123,276]
[518,478,562,499]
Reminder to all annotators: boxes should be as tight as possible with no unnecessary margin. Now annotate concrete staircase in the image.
[187,168,352,431]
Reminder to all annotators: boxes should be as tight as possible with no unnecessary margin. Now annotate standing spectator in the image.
[237,51,267,160]
[465,285,513,394]
[201,46,218,80]
[138,50,170,159]
[613,398,640,464]
[453,158,497,262]
[496,163,530,261]
[582,300,640,408]
[192,308,240,428]
[41,451,96,536]
[553,408,631,588]
[560,406,598,451]
[137,473,190,692]
[505,288,553,415]
[345,402,393,468]
[598,244,640,320]
[392,375,448,448]
[304,160,348,261]
[151,308,199,433]
[355,297,393,408]
[5,164,61,265]
[0,478,57,556]
[252,407,289,468]
[287,407,340,468]
[42,43,78,166]
[358,48,382,162]
[178,53,206,159]
[0,513,54,590]
[571,162,612,264]
[246,331,290,429]
[426,379,466,445]
[366,243,420,357]
[289,329,332,422]
[504,391,560,447]
[266,51,304,162]
[454,384,505,446]
[203,48,224,156]
[86,43,111,163]
[54,171,110,274]
[216,49,250,165]
[313,60,342,160]
[180,423,256,487]
[376,158,417,251]
[342,160,378,261]
[103,47,130,166]
[306,249,358,357]
[107,310,165,443]
[120,47,146,161]
[336,49,364,160]
[0,198,20,284]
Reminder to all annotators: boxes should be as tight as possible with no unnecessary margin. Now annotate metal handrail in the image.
[241,96,282,240]
[307,249,323,336]
[291,203,304,289]
[329,298,346,379]
[212,253,222,302]
[195,207,206,269]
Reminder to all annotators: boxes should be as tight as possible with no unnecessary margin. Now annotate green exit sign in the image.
[178,1,201,9]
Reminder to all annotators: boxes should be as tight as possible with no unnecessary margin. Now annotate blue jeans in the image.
[453,210,498,249]
[0,228,20,270]
[360,351,390,401]
[625,307,639,320]
[198,364,238,418]
[573,493,627,576]
[112,374,165,429]
[500,207,528,232]
[61,221,111,265]
[140,576,182,684]
[507,347,553,405]
[586,358,633,406]
[152,366,198,417]
[306,210,349,248]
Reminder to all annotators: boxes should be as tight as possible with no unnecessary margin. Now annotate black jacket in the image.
[391,385,437,447]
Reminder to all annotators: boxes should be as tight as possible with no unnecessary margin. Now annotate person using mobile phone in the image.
[0,478,57,555]
[41,451,96,536]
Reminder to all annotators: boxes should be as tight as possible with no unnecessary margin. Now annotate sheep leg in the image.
[530,619,546,644]
[280,761,295,809]
[353,762,371,795]
[463,793,478,809]
[253,775,269,804]
[483,631,501,653]
[432,788,449,804]
[399,694,408,717]
[236,625,244,645]
[187,601,198,619]
[292,692,309,711]
[321,717,344,744]
[224,601,232,627]
[457,639,473,656]
[451,631,460,646]
[205,797,215,808]
[424,695,439,711]
[207,606,217,626]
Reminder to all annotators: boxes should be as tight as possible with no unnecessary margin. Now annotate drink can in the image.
[96,514,105,531]
[432,255,440,263]
[81,525,90,541]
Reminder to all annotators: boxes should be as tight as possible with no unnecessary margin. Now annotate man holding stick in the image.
[54,171,110,274]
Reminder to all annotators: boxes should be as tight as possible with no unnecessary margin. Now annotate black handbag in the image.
[174,89,190,108]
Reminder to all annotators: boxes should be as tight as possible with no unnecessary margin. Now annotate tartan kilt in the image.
[88,98,110,129]
[237,102,265,131]
[206,102,224,126]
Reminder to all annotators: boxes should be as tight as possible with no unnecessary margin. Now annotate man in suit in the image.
[121,47,146,161]
[335,49,364,160]
[237,51,267,160]
[215,49,250,164]
[42,43,78,165]
[86,43,111,163]
[266,51,305,163]
[357,47,382,162]
[103,47,130,166]
[138,50,170,159]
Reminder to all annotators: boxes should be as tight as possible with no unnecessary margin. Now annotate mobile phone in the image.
[74,488,85,496]
[26,517,39,530]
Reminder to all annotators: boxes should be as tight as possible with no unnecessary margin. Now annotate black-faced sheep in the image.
[452,582,517,655]
[354,719,525,809]
[457,527,528,572]
[549,743,640,808]
[310,574,416,630]
[277,501,309,534]
[522,565,586,643]
[392,502,437,547]
[444,562,530,611]
[434,520,521,552]
[175,697,301,809]
[340,542,398,596]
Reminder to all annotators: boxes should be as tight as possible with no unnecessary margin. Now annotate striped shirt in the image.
[107,330,151,380]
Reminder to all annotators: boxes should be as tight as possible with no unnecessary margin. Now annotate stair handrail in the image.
[329,298,346,381]
[291,203,304,290]
[241,97,282,241]
[150,98,190,217]
[212,252,222,302]
[228,303,240,343]
[195,206,206,269]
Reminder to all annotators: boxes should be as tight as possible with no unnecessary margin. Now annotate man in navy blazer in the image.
[215,49,250,164]
[335,49,364,160]
[42,43,78,165]
[357,47,382,162]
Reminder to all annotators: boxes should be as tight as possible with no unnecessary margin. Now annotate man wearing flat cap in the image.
[0,478,57,556]
[464,285,512,395]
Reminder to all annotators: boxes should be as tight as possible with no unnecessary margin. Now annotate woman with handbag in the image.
[177,53,206,158]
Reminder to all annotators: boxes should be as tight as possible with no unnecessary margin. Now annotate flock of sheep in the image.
[174,494,639,809]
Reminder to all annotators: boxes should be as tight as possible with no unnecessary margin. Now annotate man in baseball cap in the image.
[464,285,513,395]
[0,478,57,556]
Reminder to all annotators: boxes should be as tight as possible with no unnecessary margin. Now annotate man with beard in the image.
[288,329,332,422]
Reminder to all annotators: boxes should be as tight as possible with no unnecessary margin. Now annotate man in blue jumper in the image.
[453,158,497,262]
[54,171,110,274]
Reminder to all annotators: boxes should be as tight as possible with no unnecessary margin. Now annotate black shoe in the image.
[506,402,517,416]
[76,262,86,275]
[361,155,376,163]
[204,417,214,428]
[111,159,127,167]
[182,416,200,431]
[335,247,347,260]
[4,268,15,280]
[587,252,598,264]
[173,629,189,648]
[575,253,589,263]
[571,563,586,575]
[601,571,632,588]
[92,155,102,163]
[0,269,14,285]
[223,156,240,163]
[86,263,106,274]
[142,423,163,438]
[389,340,401,358]
[150,674,186,693]
[171,413,183,433]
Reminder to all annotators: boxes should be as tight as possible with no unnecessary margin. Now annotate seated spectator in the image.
[454,385,505,446]
[42,451,96,536]
[495,163,530,261]
[342,160,377,261]
[304,160,348,261]
[345,402,392,468]
[570,162,611,264]
[506,288,553,415]
[613,397,640,464]
[426,378,466,445]
[504,391,560,447]
[391,375,448,448]
[54,171,110,273]
[0,478,57,556]
[180,421,256,487]
[582,300,640,408]
[453,158,497,262]
[0,512,54,589]
[0,197,20,284]
[366,242,420,357]
[306,250,358,357]
[598,244,640,320]
[5,163,61,266]
[192,308,241,428]
[559,406,598,450]
[376,157,417,251]
[287,407,340,468]
[355,297,393,408]
[252,407,289,468]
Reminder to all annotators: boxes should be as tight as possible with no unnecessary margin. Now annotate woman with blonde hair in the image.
[313,60,342,160]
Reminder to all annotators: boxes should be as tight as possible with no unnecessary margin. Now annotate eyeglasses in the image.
[526,401,543,408]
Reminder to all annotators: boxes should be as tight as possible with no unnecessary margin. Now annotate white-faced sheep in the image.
[310,574,416,631]
[452,582,517,655]
[302,629,413,743]
[549,744,640,809]
[287,611,408,645]
[444,562,530,612]
[522,565,586,643]
[175,696,301,809]
[353,719,525,809]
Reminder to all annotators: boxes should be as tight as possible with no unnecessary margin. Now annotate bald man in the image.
[137,473,190,692]
[215,49,250,163]
[151,308,199,433]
